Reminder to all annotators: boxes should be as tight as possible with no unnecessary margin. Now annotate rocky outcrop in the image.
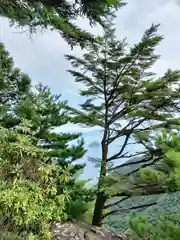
[51,221,131,240]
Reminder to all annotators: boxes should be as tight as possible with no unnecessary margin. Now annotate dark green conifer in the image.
[65,18,180,226]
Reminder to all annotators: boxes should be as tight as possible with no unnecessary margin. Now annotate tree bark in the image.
[92,141,108,226]
[92,191,107,226]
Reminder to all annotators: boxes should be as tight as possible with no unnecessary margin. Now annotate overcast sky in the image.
[1,0,180,181]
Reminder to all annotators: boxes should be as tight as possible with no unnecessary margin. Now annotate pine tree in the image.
[0,42,31,128]
[0,41,87,180]
[15,83,96,220]
[65,18,180,226]
[0,42,94,238]
[0,0,126,47]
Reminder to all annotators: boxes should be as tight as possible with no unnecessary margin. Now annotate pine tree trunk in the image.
[92,191,107,226]
[92,141,108,226]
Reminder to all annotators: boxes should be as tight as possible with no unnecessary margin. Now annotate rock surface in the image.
[51,221,131,240]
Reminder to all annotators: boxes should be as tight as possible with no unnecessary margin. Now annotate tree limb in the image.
[126,156,161,176]
[114,184,168,198]
[104,196,130,209]
[107,118,146,161]
[103,201,157,219]
[109,153,152,171]
[107,132,131,162]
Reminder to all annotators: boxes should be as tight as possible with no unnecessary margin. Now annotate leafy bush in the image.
[0,121,95,238]
[0,180,67,239]
[130,212,180,240]
[0,232,22,240]
[0,123,70,239]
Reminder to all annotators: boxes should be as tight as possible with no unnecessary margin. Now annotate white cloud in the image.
[0,18,68,65]
[115,0,180,77]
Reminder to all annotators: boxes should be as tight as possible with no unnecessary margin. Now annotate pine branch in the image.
[107,47,143,103]
[107,133,131,162]
[67,70,104,94]
[107,24,162,104]
[108,106,128,125]
[107,95,175,162]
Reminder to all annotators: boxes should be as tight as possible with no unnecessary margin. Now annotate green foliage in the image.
[0,42,31,128]
[0,123,68,239]
[130,213,180,240]
[0,0,126,47]
[129,215,150,238]
[67,199,95,224]
[0,232,22,240]
[154,131,180,191]
[64,178,96,223]
[0,180,66,239]
[65,15,180,225]
[0,42,95,238]
[0,41,87,179]
[139,167,167,185]
[106,131,180,234]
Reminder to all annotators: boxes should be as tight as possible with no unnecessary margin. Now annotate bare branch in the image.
[126,157,161,176]
[111,117,146,143]
[108,106,127,125]
[127,141,140,146]
[103,202,157,218]
[104,196,130,209]
[109,152,151,171]
[107,132,131,162]
[107,118,146,161]
[114,183,169,199]
[116,151,147,160]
